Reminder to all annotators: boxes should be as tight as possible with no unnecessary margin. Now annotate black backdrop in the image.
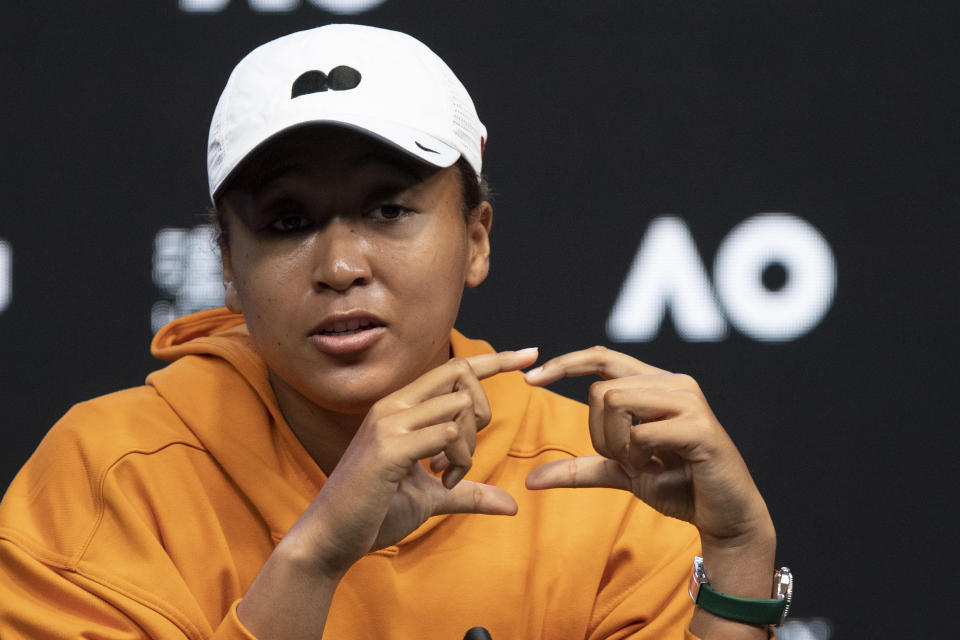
[2,3,957,638]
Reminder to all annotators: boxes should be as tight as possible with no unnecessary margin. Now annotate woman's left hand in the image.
[524,346,776,638]
[523,346,773,549]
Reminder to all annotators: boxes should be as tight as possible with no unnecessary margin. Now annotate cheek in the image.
[386,227,469,300]
[232,243,313,321]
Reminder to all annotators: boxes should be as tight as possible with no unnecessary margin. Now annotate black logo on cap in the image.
[291,66,362,98]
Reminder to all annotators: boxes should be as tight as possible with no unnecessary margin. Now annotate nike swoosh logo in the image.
[415,141,439,154]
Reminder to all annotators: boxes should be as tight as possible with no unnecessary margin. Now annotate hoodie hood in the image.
[146,307,534,546]
[148,308,323,542]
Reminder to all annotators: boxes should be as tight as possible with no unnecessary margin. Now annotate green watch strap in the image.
[695,583,787,626]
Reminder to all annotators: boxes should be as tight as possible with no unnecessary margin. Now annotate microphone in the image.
[462,627,493,640]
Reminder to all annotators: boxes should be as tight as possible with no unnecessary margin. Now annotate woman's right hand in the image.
[237,348,536,639]
[282,347,538,578]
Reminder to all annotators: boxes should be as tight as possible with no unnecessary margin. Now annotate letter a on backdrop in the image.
[607,216,726,342]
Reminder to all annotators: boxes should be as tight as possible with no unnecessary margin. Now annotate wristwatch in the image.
[688,556,793,626]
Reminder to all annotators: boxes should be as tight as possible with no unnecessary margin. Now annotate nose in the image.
[311,218,372,292]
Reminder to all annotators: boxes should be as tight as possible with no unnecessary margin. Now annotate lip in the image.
[309,310,387,356]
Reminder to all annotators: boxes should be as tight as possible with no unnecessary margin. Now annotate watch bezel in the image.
[688,556,707,603]
[773,566,793,625]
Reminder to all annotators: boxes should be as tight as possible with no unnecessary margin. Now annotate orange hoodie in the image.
[0,308,702,639]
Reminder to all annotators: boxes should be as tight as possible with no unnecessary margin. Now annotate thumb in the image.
[433,481,518,516]
[525,456,636,491]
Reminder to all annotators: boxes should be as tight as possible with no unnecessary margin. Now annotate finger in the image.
[600,389,635,462]
[423,348,538,435]
[630,414,713,463]
[381,391,478,487]
[449,363,490,431]
[525,456,634,492]
[586,379,636,457]
[463,347,539,380]
[524,346,666,386]
[420,358,493,434]
[429,452,451,473]
[376,390,474,466]
[395,421,462,464]
[583,379,673,457]
[384,348,536,420]
[441,403,476,489]
[433,480,518,516]
[613,387,706,470]
[594,387,716,468]
[383,390,474,434]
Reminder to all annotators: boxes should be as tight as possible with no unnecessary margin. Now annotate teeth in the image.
[321,318,377,335]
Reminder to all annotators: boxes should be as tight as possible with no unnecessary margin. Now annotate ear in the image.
[465,201,493,288]
[220,242,243,314]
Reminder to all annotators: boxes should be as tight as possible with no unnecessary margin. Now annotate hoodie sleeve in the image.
[213,602,261,640]
[0,538,180,639]
[0,389,273,640]
[0,539,263,640]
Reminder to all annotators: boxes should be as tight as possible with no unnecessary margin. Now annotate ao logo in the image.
[180,0,387,13]
[0,239,9,314]
[607,214,836,343]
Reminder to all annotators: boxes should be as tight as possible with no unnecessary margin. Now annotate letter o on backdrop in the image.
[713,214,836,342]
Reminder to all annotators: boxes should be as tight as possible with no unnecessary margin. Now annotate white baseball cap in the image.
[207,24,487,201]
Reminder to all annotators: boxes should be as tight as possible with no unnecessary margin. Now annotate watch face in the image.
[773,567,793,624]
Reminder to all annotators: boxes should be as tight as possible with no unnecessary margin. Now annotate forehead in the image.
[226,125,434,197]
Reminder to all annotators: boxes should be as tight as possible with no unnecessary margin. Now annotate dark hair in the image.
[454,156,490,217]
[212,156,490,250]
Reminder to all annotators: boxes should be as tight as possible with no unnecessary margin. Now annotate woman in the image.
[0,24,785,639]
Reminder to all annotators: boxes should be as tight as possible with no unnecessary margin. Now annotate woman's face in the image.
[220,128,491,415]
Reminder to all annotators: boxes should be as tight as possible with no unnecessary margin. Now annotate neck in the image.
[267,369,366,477]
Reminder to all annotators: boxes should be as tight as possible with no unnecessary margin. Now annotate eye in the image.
[269,214,313,233]
[367,204,411,221]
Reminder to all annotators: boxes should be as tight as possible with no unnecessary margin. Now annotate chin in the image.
[304,369,416,415]
[285,338,452,415]
[313,397,376,416]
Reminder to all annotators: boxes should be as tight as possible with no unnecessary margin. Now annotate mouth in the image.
[315,316,383,336]
[310,312,387,355]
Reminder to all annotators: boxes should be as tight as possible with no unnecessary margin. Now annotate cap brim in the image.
[211,113,460,200]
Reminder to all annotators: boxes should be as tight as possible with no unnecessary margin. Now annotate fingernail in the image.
[524,366,543,380]
[444,466,467,489]
[515,347,539,357]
